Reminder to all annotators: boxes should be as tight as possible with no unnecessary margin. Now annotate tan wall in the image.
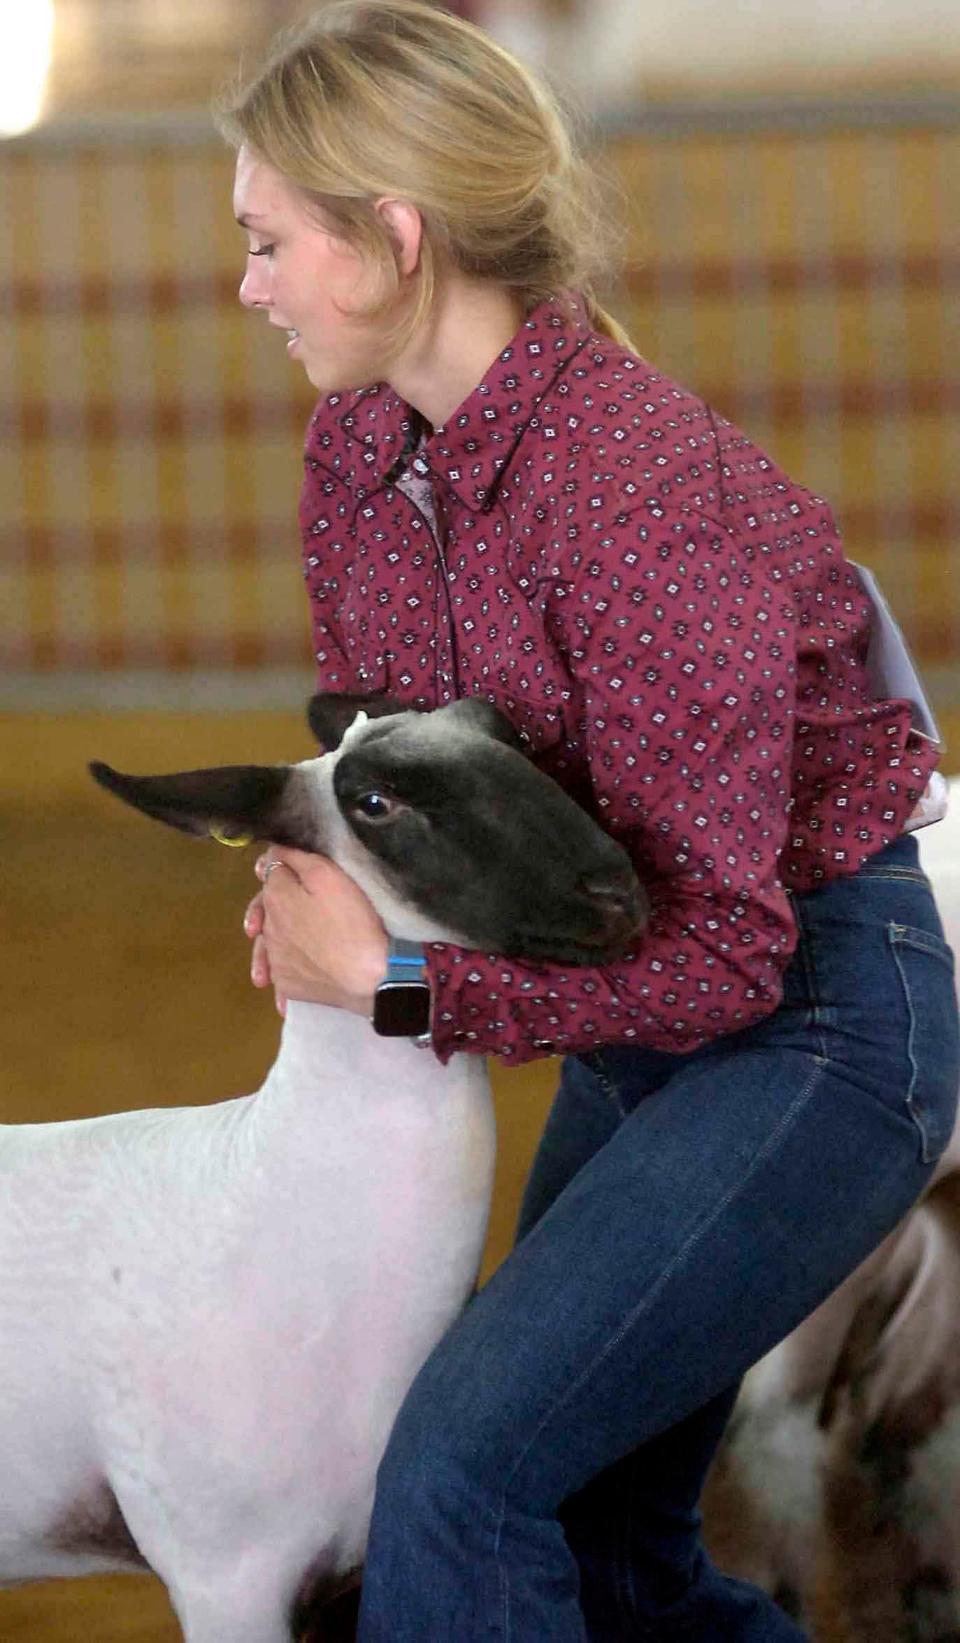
[487,0,960,105]
[0,137,315,688]
[2,107,959,718]
[21,1,960,127]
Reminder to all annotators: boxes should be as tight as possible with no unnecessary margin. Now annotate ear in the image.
[88,760,309,847]
[441,697,526,753]
[306,692,403,750]
[374,197,423,279]
[306,691,527,755]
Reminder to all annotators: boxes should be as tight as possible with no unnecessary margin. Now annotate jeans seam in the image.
[888,922,933,1163]
[789,899,829,1060]
[617,1500,639,1626]
[858,866,928,883]
[491,1054,828,1574]
[584,1053,630,1119]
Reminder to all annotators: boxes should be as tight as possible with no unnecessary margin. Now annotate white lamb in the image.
[0,694,645,1643]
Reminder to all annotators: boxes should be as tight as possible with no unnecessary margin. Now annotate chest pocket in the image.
[311,488,436,697]
[449,546,573,755]
[307,547,389,694]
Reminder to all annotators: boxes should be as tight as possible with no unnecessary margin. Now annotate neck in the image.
[252,999,483,1125]
[387,272,525,431]
[238,999,493,1203]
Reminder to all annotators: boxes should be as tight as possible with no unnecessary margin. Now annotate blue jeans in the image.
[356,834,959,1640]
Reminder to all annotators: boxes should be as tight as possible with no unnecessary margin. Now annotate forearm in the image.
[425,882,797,1065]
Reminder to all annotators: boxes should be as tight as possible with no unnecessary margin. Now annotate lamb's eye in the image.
[354,791,394,820]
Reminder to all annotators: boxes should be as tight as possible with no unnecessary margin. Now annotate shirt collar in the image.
[332,292,596,511]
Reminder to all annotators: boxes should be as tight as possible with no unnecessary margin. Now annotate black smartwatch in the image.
[371,937,432,1039]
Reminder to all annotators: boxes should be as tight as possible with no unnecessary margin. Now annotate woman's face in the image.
[234,145,394,394]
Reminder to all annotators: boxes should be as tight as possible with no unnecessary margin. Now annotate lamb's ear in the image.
[88,760,308,847]
[441,697,526,753]
[306,691,525,754]
[306,692,401,750]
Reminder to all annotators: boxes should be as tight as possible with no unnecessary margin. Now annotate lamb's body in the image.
[1,1007,493,1636]
[0,697,645,1639]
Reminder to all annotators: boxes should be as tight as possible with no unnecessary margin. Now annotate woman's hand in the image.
[243,848,388,1018]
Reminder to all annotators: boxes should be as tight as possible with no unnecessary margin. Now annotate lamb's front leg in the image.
[167,1570,301,1643]
[167,1529,367,1643]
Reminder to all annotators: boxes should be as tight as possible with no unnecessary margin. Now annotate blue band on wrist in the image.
[384,937,427,985]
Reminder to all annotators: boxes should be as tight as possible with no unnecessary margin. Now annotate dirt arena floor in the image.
[0,709,558,1641]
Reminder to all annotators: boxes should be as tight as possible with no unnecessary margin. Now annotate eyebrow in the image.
[235,212,267,227]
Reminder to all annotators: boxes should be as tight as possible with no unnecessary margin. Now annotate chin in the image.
[304,358,380,396]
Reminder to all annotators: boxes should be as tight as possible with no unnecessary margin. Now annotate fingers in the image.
[251,932,286,1017]
[246,849,299,937]
[248,856,295,995]
[255,849,303,887]
[244,891,265,939]
[249,922,285,1016]
[250,931,272,989]
[246,864,286,1023]
[263,845,315,876]
[248,849,302,1018]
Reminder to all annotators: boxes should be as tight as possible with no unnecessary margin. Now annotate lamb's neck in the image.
[273,998,416,1081]
[251,999,478,1129]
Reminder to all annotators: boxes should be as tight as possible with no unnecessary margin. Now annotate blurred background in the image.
[1,2,958,1638]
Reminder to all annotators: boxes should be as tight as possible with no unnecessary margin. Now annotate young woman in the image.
[221,4,958,1636]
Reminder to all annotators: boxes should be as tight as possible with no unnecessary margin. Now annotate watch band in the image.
[383,937,429,985]
[371,937,432,1040]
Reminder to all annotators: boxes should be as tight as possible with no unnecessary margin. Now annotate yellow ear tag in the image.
[209,825,253,849]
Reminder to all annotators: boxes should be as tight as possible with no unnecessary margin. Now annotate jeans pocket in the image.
[888,922,960,1164]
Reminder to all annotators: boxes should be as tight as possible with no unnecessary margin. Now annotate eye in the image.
[352,791,397,821]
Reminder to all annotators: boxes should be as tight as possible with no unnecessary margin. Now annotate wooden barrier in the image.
[1,101,958,711]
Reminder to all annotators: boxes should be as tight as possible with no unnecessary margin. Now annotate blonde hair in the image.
[215,0,634,357]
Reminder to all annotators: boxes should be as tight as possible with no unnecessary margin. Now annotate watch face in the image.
[373,981,431,1037]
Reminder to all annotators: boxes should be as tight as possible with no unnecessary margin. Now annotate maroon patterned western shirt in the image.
[299,294,938,1064]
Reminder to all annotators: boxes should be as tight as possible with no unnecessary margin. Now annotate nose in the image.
[239,257,270,311]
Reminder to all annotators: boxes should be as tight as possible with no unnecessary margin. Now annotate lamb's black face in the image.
[90,695,648,964]
[330,712,647,962]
